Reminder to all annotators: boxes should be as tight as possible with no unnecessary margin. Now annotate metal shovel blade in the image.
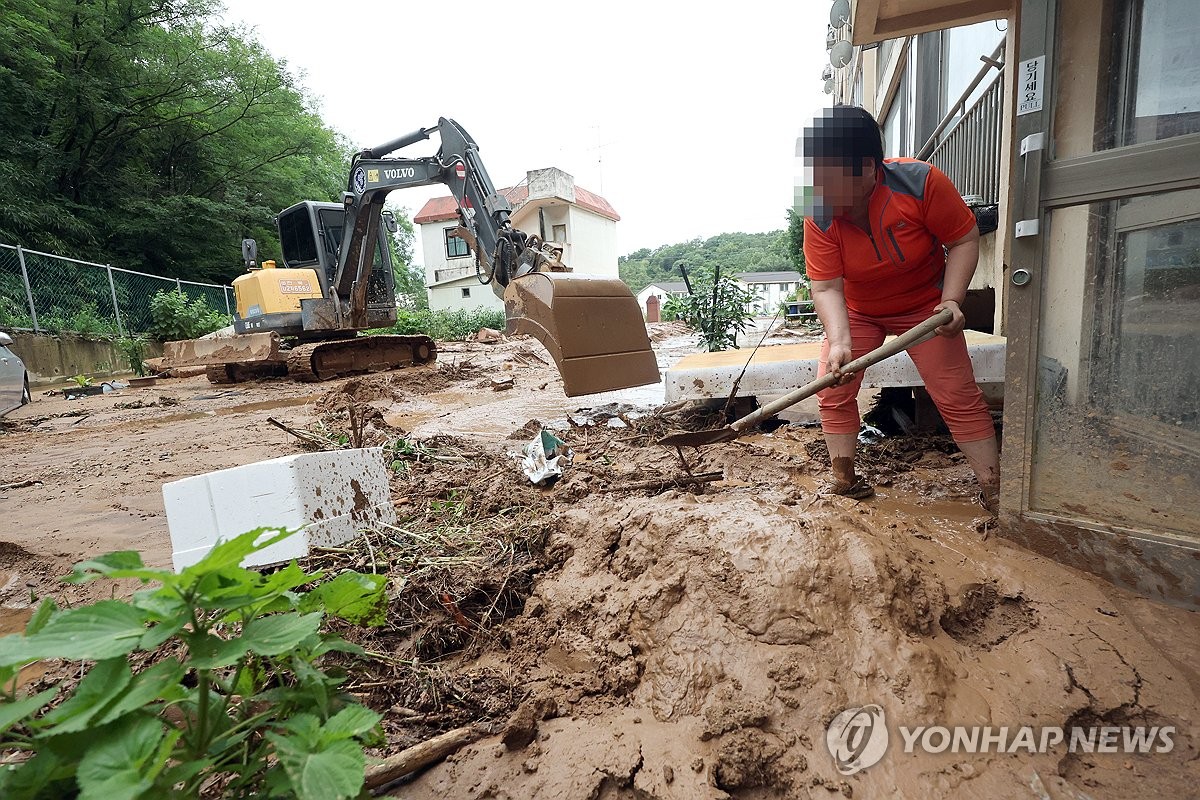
[656,309,952,449]
[658,426,741,447]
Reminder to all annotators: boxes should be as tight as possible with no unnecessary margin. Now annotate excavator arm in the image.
[312,117,660,396]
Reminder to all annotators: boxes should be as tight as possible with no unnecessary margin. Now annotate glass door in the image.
[1005,0,1200,603]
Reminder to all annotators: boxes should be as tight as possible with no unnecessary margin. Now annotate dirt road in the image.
[1,329,1196,798]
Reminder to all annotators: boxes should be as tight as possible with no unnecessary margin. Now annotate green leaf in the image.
[24,598,57,636]
[321,704,381,742]
[241,612,323,657]
[0,750,74,800]
[76,714,171,800]
[90,660,186,728]
[0,686,59,735]
[300,572,388,627]
[261,561,322,595]
[185,631,251,670]
[309,634,365,659]
[36,658,132,735]
[267,732,366,800]
[183,528,295,577]
[65,551,172,586]
[137,618,185,651]
[0,602,147,668]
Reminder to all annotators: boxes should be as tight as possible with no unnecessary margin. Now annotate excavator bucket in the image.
[504,272,661,397]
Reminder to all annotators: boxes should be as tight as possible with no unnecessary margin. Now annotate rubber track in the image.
[285,335,437,382]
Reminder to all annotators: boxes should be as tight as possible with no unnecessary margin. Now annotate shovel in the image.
[657,309,953,447]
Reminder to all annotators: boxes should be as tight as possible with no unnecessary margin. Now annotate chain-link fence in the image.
[0,243,233,338]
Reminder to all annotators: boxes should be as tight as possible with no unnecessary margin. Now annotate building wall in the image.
[428,275,504,314]
[565,210,619,277]
[418,222,473,290]
[741,278,802,315]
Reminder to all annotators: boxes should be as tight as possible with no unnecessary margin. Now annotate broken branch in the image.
[364,724,483,790]
[601,471,724,494]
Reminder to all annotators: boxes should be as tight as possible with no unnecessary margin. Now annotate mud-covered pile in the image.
[357,425,1199,799]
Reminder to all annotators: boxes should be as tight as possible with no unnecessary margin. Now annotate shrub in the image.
[385,307,506,342]
[148,291,230,341]
[0,297,33,330]
[668,266,756,352]
[116,336,149,376]
[0,528,387,800]
[39,303,120,338]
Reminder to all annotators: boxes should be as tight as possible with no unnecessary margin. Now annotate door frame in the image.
[999,0,1200,607]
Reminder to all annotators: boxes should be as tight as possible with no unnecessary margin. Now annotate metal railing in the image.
[0,243,233,337]
[919,40,1006,206]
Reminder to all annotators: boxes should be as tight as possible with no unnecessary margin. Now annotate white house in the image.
[413,168,621,313]
[736,271,806,315]
[635,281,688,316]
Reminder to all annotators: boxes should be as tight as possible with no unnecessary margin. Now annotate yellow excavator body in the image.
[231,261,323,318]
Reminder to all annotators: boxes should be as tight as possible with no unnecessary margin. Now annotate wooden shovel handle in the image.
[729,309,953,433]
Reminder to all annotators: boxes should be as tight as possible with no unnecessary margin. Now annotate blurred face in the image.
[810,157,877,216]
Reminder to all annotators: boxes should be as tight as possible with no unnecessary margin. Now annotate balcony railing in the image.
[918,40,1006,206]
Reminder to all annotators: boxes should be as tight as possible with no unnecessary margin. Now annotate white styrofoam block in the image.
[163,447,397,572]
[664,333,1007,402]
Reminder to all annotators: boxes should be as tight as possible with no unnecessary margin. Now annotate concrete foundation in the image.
[664,331,1006,402]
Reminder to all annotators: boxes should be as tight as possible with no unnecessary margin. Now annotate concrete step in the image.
[664,331,1006,402]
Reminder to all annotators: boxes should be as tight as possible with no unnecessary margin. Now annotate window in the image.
[552,224,567,243]
[1116,0,1200,146]
[461,287,471,298]
[883,78,908,158]
[445,228,469,259]
[941,21,1006,122]
[778,283,789,291]
[278,207,318,265]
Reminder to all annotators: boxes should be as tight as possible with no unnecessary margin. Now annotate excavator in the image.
[161,117,660,397]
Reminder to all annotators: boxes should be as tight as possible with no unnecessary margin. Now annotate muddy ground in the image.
[1,326,1197,799]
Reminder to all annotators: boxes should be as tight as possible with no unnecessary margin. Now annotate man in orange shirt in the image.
[800,105,999,514]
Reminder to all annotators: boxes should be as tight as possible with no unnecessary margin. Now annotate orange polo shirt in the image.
[803,159,977,317]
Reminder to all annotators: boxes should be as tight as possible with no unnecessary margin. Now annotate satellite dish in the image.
[824,78,834,95]
[830,39,854,69]
[830,0,851,27]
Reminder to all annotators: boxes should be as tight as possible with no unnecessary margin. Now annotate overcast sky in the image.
[219,1,832,264]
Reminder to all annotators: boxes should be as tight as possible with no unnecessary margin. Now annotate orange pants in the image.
[817,307,994,443]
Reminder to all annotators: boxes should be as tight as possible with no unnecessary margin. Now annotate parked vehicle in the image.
[0,332,31,416]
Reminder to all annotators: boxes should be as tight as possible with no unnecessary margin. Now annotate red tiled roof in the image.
[412,182,619,224]
[412,196,460,224]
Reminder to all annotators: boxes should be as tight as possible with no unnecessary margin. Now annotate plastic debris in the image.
[519,429,573,485]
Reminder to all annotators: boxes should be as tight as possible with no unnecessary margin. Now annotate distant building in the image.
[736,271,805,314]
[413,168,620,313]
[635,281,689,316]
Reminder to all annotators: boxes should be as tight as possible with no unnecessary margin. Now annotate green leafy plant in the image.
[381,308,506,342]
[117,336,149,376]
[670,266,756,352]
[69,374,94,388]
[39,304,120,338]
[0,528,388,800]
[148,291,230,341]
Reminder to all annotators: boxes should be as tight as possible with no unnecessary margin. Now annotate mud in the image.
[0,331,1197,799]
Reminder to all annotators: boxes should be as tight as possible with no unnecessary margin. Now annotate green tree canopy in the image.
[618,227,800,294]
[0,0,349,284]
